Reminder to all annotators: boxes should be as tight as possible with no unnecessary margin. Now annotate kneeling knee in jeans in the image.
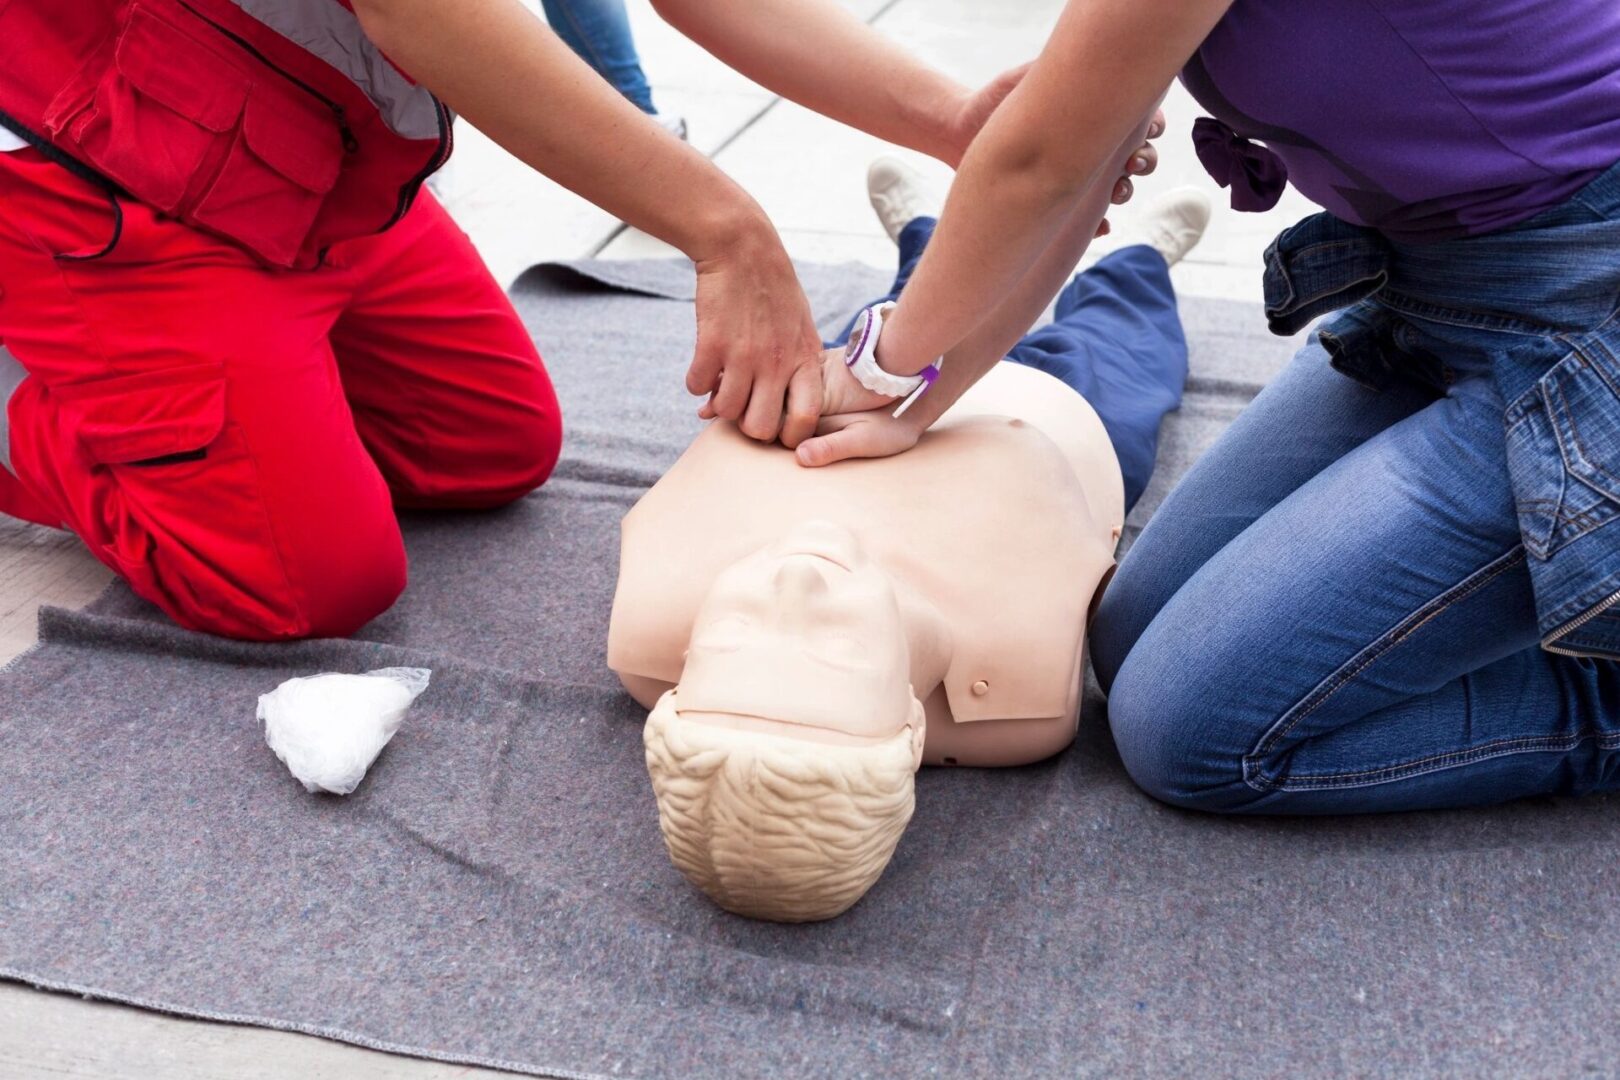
[1104,644,1264,813]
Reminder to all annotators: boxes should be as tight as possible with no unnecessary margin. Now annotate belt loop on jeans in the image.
[0,344,26,475]
[1263,212,1393,336]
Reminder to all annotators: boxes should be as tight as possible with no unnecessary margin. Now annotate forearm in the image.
[652,0,970,163]
[898,116,1154,433]
[874,0,1231,382]
[795,176,1127,470]
[354,0,775,261]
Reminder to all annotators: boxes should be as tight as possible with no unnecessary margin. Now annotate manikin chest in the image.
[608,414,1118,729]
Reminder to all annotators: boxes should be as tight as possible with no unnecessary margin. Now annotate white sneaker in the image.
[867,157,941,244]
[1119,187,1212,267]
[654,112,689,142]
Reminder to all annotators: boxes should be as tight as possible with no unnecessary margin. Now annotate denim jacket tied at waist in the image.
[1260,170,1620,662]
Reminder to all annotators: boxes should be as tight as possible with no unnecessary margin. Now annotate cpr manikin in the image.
[609,110,1192,923]
[608,362,1124,922]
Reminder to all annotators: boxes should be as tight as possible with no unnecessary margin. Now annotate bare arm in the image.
[871,0,1233,382]
[352,0,827,444]
[797,114,1157,466]
[356,0,765,284]
[652,0,980,164]
[904,116,1158,422]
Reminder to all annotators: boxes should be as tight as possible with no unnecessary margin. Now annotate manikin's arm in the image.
[798,111,1158,465]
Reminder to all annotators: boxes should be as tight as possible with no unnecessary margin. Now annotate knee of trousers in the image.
[277,521,408,640]
[476,397,563,506]
[136,493,409,643]
[398,376,564,511]
[1103,637,1269,815]
[1089,563,1157,694]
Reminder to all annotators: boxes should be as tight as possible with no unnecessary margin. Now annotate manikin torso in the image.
[608,362,1124,768]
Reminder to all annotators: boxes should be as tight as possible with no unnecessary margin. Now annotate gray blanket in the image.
[2,259,1615,1080]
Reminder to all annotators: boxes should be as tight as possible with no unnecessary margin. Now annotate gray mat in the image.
[3,259,1616,1079]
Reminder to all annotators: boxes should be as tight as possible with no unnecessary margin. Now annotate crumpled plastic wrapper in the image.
[259,667,431,795]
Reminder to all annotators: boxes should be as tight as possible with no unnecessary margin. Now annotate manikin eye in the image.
[811,634,869,668]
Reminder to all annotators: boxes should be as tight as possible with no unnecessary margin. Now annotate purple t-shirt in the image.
[1183,0,1620,240]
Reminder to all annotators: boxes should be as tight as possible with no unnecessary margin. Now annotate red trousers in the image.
[0,149,562,639]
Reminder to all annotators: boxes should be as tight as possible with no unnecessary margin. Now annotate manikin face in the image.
[650,520,926,921]
[675,520,915,742]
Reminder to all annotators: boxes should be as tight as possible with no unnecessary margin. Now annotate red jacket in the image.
[0,0,452,268]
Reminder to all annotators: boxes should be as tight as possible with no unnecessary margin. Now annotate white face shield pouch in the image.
[259,667,431,795]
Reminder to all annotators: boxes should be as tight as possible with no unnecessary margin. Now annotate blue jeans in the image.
[1091,219,1620,816]
[540,0,657,115]
[835,218,1188,512]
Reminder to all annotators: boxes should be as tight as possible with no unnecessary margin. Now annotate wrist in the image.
[926,83,976,167]
[895,397,934,440]
[679,187,778,268]
[872,309,936,378]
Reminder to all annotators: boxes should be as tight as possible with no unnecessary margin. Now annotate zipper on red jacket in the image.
[384,98,452,231]
[176,0,452,254]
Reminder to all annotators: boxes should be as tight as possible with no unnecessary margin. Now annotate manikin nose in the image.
[773,557,830,601]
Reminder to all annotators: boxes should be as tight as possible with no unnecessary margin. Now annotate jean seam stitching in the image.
[1542,567,1620,634]
[1553,508,1620,547]
[1518,499,1612,534]
[1290,239,1368,255]
[1551,360,1620,495]
[1520,492,1618,524]
[1576,301,1620,341]
[1526,377,1620,543]
[1242,546,1527,791]
[1587,335,1620,390]
[1268,730,1620,788]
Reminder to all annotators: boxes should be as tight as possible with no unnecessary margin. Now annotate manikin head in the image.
[642,520,927,922]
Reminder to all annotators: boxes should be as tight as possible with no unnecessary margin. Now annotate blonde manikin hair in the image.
[643,689,925,922]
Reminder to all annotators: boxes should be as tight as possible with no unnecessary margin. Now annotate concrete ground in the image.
[0,1,1316,1075]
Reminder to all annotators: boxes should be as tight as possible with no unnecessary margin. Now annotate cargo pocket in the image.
[57,363,228,468]
[48,4,249,214]
[53,362,306,628]
[192,85,342,268]
[52,362,299,633]
[1502,336,1620,561]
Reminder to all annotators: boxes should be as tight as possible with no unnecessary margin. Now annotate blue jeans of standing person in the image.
[1090,175,1620,815]
[834,217,1188,512]
[540,0,657,115]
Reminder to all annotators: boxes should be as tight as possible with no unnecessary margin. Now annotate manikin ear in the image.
[907,692,927,770]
